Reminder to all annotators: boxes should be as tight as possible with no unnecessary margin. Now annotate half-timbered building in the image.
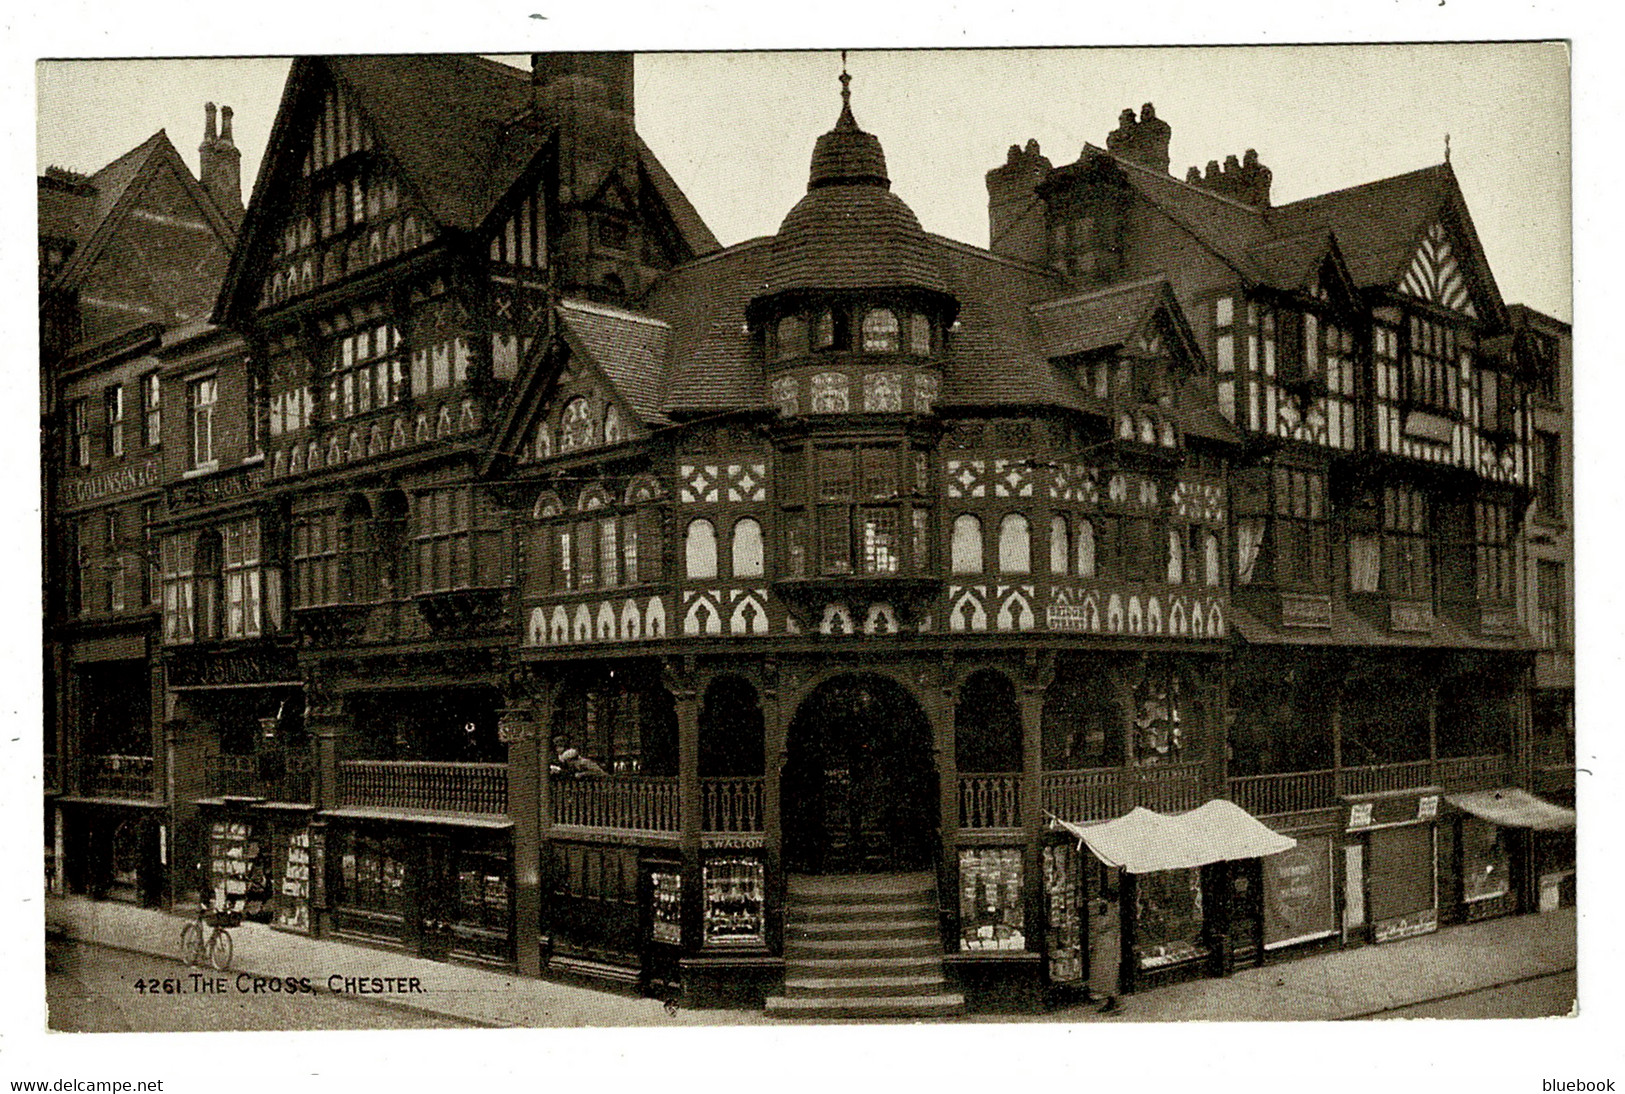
[48,54,1571,1015]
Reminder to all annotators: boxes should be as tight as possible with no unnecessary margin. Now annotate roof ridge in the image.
[923,232,1061,279]
[1092,143,1269,217]
[1270,161,1450,213]
[559,297,672,329]
[1030,272,1171,313]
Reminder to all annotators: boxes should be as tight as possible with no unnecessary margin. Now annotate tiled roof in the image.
[1246,229,1336,292]
[645,238,774,415]
[1030,275,1169,361]
[761,183,947,296]
[327,55,537,232]
[931,238,1079,409]
[557,299,672,426]
[1266,164,1454,289]
[38,176,96,243]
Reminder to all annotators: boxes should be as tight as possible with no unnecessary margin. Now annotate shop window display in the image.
[650,869,682,944]
[1460,817,1510,904]
[1044,841,1083,982]
[209,819,271,919]
[273,828,312,931]
[960,848,1025,951]
[703,857,765,946]
[1135,868,1208,969]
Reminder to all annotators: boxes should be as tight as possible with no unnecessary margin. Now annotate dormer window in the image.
[777,314,808,360]
[861,308,899,353]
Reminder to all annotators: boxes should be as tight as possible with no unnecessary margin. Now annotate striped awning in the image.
[1049,799,1297,875]
[1447,788,1576,832]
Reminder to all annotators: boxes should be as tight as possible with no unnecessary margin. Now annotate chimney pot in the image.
[1186,166,1201,183]
[1224,153,1241,174]
[220,105,234,143]
[204,102,217,142]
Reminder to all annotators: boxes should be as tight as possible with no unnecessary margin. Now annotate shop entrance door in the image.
[416,835,457,962]
[782,674,937,875]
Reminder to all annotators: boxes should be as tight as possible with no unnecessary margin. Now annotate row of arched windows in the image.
[948,512,1223,586]
[533,396,624,459]
[684,518,764,580]
[770,305,935,361]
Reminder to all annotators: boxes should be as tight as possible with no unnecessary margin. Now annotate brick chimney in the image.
[198,102,243,223]
[1106,103,1171,174]
[985,138,1053,266]
[1184,147,1272,207]
[530,52,642,300]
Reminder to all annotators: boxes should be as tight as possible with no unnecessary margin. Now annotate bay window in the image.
[1272,467,1328,591]
[1404,315,1461,415]
[1474,500,1514,604]
[1383,484,1431,599]
[161,535,195,643]
[413,487,508,593]
[223,517,267,638]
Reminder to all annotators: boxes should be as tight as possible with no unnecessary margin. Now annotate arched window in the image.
[602,405,623,445]
[1076,518,1096,578]
[531,491,563,521]
[777,315,807,360]
[1050,516,1070,574]
[813,309,835,350]
[731,518,764,578]
[1204,532,1221,587]
[560,397,593,452]
[956,670,1021,773]
[909,314,932,356]
[685,519,718,579]
[1167,527,1184,584]
[951,515,983,574]
[998,514,1031,574]
[861,308,899,353]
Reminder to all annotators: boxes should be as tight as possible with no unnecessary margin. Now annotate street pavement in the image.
[44,894,1576,1028]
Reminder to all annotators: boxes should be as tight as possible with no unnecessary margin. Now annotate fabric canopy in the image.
[1447,788,1576,832]
[1048,799,1297,874]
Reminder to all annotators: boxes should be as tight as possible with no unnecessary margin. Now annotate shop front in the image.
[322,817,515,965]
[56,800,166,906]
[1051,799,1295,995]
[1342,788,1440,943]
[1444,787,1576,921]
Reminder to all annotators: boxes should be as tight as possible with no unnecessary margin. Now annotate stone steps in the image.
[766,871,963,1021]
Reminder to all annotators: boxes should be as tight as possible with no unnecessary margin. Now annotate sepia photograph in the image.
[15,6,1611,1088]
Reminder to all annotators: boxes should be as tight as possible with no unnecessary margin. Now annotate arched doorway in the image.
[782,673,937,875]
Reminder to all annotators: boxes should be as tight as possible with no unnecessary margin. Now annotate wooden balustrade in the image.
[1042,768,1123,824]
[78,755,154,799]
[1133,763,1205,813]
[702,777,764,832]
[209,754,258,796]
[338,760,507,815]
[1227,769,1337,816]
[1341,760,1433,797]
[552,776,679,831]
[206,753,314,802]
[959,773,1022,829]
[1436,754,1507,793]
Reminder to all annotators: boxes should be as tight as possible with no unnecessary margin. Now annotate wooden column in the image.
[668,663,703,955]
[1019,653,1053,959]
[305,678,349,938]
[760,661,786,954]
[929,659,960,948]
[1426,671,1440,784]
[1330,671,1345,798]
[500,691,544,977]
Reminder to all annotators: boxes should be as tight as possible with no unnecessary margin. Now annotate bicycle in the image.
[180,902,238,971]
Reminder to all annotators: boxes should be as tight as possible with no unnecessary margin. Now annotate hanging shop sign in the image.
[1263,834,1336,949]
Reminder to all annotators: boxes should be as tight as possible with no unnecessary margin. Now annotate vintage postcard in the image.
[15,6,1611,1090]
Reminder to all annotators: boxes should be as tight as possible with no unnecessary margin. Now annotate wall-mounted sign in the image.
[1348,802,1373,829]
[1417,795,1439,820]
[1263,835,1337,949]
[62,459,159,508]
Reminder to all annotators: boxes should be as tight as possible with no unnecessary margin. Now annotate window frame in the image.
[187,374,219,470]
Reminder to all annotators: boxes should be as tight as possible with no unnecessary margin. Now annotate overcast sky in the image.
[36,45,1570,321]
